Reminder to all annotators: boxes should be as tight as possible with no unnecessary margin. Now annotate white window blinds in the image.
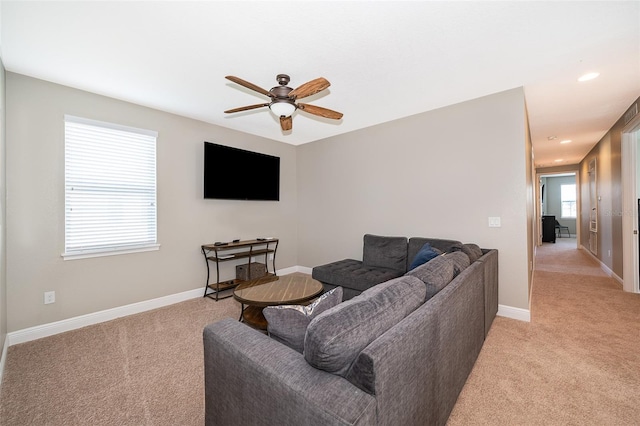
[64,116,158,259]
[561,184,577,218]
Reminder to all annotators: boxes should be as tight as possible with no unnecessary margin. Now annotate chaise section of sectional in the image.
[312,259,406,300]
[312,234,408,300]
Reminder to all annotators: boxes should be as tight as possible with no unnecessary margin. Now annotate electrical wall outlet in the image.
[488,217,501,228]
[44,291,56,305]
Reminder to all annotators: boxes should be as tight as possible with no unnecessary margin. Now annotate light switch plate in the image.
[488,217,501,228]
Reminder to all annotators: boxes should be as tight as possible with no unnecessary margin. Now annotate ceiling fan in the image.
[224,74,343,132]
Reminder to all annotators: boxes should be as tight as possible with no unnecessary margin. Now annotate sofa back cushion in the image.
[263,287,343,353]
[405,254,455,300]
[362,234,408,272]
[304,275,426,377]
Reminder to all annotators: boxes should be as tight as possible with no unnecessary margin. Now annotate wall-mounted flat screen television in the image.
[204,142,280,201]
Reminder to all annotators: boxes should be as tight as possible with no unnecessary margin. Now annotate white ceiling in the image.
[2,1,639,168]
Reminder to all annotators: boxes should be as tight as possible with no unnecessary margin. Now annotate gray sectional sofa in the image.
[203,236,498,425]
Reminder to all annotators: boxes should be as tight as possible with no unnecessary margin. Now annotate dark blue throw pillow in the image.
[408,243,442,271]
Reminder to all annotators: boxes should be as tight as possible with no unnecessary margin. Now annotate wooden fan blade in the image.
[280,116,292,131]
[298,103,343,120]
[288,77,330,100]
[225,76,274,98]
[224,103,269,113]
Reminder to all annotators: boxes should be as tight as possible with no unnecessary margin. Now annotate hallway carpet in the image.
[447,238,640,425]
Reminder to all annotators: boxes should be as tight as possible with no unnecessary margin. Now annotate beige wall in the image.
[6,74,534,333]
[578,97,638,278]
[6,73,299,332]
[296,88,531,310]
[525,105,534,300]
[0,59,6,350]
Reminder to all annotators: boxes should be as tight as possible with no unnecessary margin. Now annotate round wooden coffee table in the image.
[233,274,324,330]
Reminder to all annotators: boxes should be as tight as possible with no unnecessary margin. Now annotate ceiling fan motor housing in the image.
[276,74,290,86]
[269,77,296,117]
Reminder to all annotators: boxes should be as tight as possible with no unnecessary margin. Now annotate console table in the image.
[201,238,278,301]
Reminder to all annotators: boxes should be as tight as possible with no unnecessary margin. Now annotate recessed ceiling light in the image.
[560,140,572,144]
[554,159,563,162]
[547,136,557,140]
[578,72,600,82]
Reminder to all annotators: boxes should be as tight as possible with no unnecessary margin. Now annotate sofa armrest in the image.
[477,249,499,337]
[203,318,376,426]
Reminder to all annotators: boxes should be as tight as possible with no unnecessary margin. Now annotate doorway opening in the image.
[537,172,579,249]
[620,113,640,294]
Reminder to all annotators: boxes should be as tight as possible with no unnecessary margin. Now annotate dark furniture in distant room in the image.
[555,220,570,238]
[542,215,556,243]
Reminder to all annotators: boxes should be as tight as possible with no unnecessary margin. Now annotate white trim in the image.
[296,266,313,275]
[579,245,624,285]
[621,115,640,293]
[6,265,298,346]
[497,304,531,322]
[7,287,203,346]
[64,114,158,138]
[62,244,160,260]
[0,336,8,386]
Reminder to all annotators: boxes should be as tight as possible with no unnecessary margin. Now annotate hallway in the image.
[448,238,640,425]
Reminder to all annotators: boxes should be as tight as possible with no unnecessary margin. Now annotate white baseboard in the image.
[7,287,205,346]
[579,245,623,285]
[0,336,8,386]
[295,266,313,275]
[497,304,531,322]
[5,266,300,347]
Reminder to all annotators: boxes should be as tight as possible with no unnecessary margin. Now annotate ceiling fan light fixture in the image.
[578,72,600,82]
[269,100,296,117]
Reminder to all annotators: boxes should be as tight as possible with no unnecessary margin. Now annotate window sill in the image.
[62,244,160,261]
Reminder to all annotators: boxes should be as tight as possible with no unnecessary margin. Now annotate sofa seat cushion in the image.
[312,259,404,292]
[362,234,408,272]
[304,275,426,377]
[263,287,343,353]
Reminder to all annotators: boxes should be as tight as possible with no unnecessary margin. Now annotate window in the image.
[64,116,158,259]
[561,184,577,218]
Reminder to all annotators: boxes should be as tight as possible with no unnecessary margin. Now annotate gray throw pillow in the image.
[460,243,483,263]
[304,276,426,377]
[445,251,471,277]
[263,287,343,353]
[406,254,455,300]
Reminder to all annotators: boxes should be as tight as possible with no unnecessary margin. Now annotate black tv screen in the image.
[204,142,280,201]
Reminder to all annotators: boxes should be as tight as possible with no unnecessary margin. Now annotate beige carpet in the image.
[2,243,639,425]
[0,295,241,425]
[448,238,640,425]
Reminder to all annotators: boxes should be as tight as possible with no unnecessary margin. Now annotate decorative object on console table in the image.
[201,238,278,301]
[236,262,267,281]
